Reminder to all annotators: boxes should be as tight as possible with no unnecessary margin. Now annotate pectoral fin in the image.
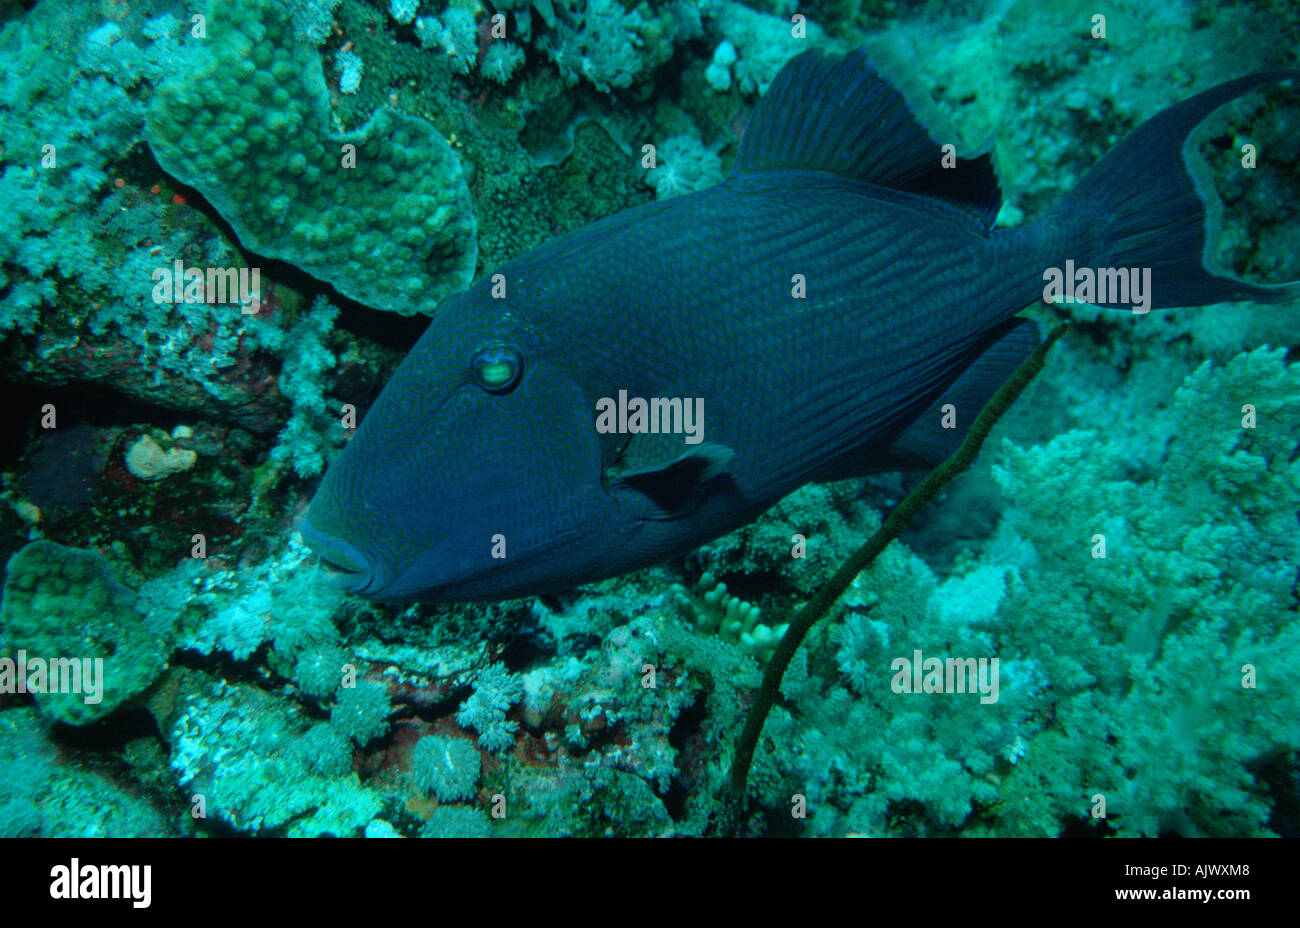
[610,441,736,514]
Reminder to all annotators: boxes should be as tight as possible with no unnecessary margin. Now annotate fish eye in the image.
[469,345,524,394]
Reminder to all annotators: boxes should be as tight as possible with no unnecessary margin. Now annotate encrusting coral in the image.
[146,0,477,314]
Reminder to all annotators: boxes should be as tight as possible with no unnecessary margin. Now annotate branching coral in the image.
[986,346,1300,836]
[457,663,524,752]
[671,573,789,663]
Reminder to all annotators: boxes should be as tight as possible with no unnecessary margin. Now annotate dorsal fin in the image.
[732,48,1001,229]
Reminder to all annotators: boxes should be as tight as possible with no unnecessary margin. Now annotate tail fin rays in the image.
[1054,71,1300,309]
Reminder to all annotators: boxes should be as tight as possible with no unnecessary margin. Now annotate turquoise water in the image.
[0,0,1297,838]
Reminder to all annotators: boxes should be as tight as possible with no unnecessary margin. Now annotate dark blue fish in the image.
[301,50,1298,602]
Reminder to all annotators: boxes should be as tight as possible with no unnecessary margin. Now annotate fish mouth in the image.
[299,519,374,593]
[317,554,368,589]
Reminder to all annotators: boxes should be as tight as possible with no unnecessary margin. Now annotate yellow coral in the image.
[125,434,197,481]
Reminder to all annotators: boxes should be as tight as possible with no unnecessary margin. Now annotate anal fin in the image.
[886,318,1042,468]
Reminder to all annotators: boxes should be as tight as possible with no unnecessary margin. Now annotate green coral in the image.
[0,708,168,837]
[421,804,492,838]
[988,346,1300,836]
[671,573,789,663]
[331,678,393,745]
[294,644,351,700]
[411,734,481,801]
[169,673,380,836]
[146,0,476,314]
[0,541,171,725]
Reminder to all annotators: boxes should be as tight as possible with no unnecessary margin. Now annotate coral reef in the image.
[0,0,1295,840]
[167,673,381,835]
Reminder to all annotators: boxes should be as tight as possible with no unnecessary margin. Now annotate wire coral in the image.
[721,325,1066,832]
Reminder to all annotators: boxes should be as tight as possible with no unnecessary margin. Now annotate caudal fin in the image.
[1053,71,1300,309]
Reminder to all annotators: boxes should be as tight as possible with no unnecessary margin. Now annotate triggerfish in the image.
[301,49,1298,601]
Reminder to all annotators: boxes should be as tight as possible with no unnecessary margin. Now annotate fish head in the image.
[300,288,609,602]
